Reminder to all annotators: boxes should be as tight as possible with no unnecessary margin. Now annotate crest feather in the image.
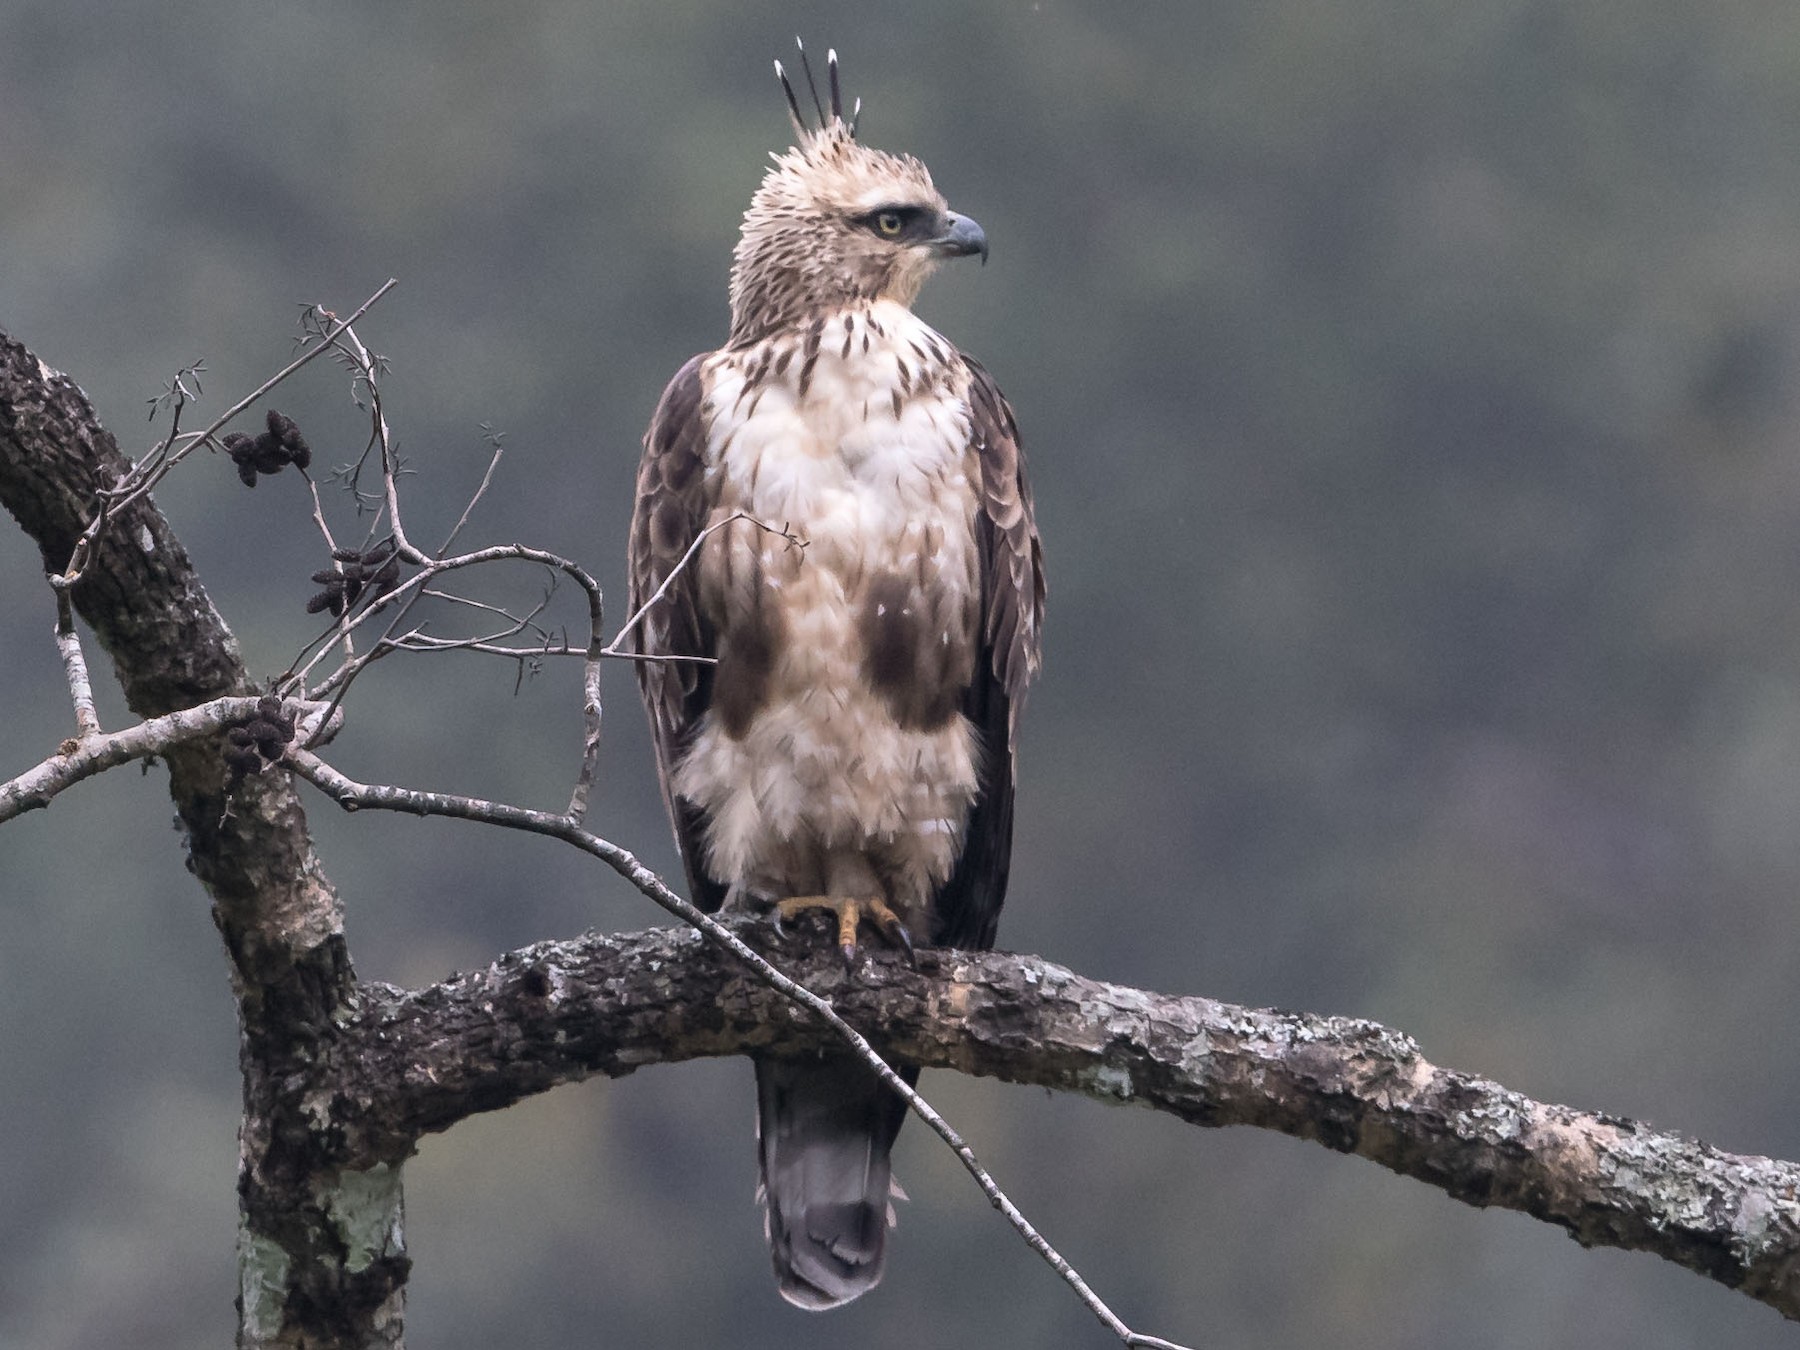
[795,38,826,127]
[776,37,858,141]
[774,60,805,135]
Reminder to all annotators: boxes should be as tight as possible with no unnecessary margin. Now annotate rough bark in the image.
[0,333,405,1349]
[305,921,1800,1320]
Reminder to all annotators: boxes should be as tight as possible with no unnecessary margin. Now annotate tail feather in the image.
[755,1055,912,1310]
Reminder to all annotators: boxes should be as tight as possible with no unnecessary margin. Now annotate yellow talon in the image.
[772,895,916,968]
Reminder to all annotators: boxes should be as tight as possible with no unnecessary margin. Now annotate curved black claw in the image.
[876,911,917,969]
[771,894,917,970]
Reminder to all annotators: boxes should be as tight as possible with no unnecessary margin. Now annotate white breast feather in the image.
[673,301,982,916]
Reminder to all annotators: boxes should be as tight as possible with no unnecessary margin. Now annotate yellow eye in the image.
[875,211,905,236]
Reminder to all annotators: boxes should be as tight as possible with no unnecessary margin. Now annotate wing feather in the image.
[628,353,730,914]
[931,357,1045,950]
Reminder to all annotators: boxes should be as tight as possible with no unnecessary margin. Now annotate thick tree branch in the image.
[323,922,1800,1321]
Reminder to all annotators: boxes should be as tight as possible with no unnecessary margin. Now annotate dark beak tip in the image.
[937,212,990,263]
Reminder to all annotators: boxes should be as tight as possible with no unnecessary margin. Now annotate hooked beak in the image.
[931,211,989,265]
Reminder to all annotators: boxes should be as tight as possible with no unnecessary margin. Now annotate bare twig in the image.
[272,323,614,805]
[437,427,507,557]
[289,543,606,739]
[381,636,720,667]
[134,360,205,484]
[329,321,411,562]
[360,593,562,690]
[598,650,719,665]
[279,354,611,801]
[58,280,398,585]
[387,633,558,657]
[275,314,414,729]
[568,571,606,825]
[301,476,364,667]
[284,750,1195,1350]
[303,475,346,567]
[0,695,341,824]
[602,510,805,656]
[49,581,101,740]
[261,322,736,823]
[416,587,553,629]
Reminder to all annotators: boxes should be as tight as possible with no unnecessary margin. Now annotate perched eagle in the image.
[628,48,1044,1310]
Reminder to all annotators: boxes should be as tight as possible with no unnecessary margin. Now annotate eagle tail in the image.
[755,1054,911,1310]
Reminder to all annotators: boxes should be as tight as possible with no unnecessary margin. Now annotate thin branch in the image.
[291,544,606,740]
[0,698,343,824]
[602,510,805,656]
[382,634,727,668]
[389,634,574,658]
[58,280,397,585]
[301,473,360,667]
[272,324,615,814]
[49,581,101,739]
[332,321,410,561]
[568,568,605,825]
[0,694,340,824]
[600,649,719,665]
[133,360,204,486]
[264,326,620,819]
[416,586,553,629]
[285,750,1193,1350]
[296,318,416,721]
[437,428,507,557]
[284,571,421,696]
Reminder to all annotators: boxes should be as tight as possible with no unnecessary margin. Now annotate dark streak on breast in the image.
[714,588,782,739]
[797,317,825,398]
[859,571,970,731]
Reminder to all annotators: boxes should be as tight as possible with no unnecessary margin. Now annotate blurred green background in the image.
[6,1,1800,1346]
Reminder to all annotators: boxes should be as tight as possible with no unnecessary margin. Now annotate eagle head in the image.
[728,46,988,346]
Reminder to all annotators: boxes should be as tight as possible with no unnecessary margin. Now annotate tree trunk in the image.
[0,332,407,1349]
